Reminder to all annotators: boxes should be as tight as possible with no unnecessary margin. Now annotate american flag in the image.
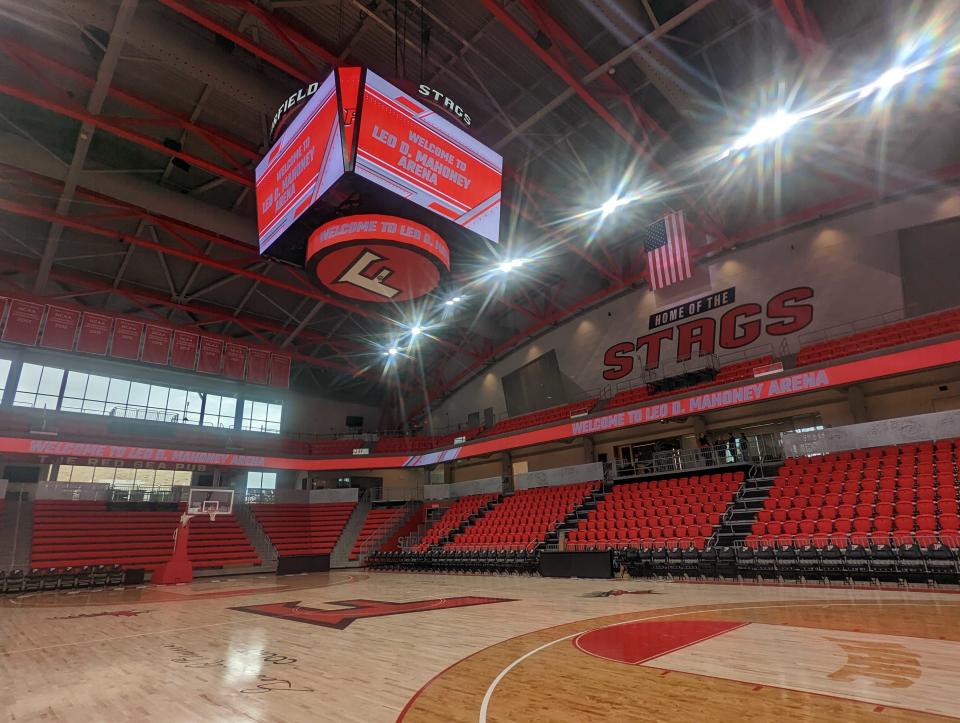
[641,211,692,291]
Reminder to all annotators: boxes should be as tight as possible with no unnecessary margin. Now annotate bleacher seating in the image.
[30,500,259,570]
[567,472,742,550]
[481,400,598,437]
[446,482,598,550]
[350,506,407,560]
[606,356,774,411]
[747,440,960,550]
[250,502,355,556]
[414,493,499,551]
[796,308,960,366]
[375,436,439,454]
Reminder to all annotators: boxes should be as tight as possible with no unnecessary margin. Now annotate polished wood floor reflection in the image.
[2,571,959,722]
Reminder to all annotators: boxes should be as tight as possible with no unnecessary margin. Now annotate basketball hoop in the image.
[201,500,220,522]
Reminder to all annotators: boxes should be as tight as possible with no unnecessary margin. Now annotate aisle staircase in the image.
[330,498,371,568]
[231,502,278,573]
[714,469,777,547]
[0,487,32,570]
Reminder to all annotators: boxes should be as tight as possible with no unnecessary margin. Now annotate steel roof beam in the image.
[33,0,140,294]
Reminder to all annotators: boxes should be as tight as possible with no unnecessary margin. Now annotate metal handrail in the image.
[612,436,783,479]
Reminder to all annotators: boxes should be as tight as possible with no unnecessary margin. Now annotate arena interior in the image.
[2,0,960,721]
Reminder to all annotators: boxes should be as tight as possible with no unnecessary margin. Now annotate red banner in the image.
[269,354,291,388]
[76,313,111,355]
[2,300,44,345]
[142,325,172,365]
[39,305,81,350]
[224,343,246,380]
[197,336,224,374]
[246,348,270,384]
[111,319,143,360]
[171,331,199,370]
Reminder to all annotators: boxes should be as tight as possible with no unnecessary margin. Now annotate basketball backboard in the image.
[186,488,234,520]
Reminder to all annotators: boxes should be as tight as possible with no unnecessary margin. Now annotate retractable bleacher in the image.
[445,482,598,551]
[249,502,356,556]
[567,472,743,551]
[30,500,260,571]
[413,493,499,551]
[350,506,407,560]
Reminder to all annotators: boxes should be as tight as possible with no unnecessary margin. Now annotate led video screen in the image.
[354,70,502,244]
[255,73,343,255]
[255,67,503,262]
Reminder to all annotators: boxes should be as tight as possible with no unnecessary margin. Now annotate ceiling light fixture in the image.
[732,109,801,150]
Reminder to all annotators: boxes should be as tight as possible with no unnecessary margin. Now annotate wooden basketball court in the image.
[3,572,959,721]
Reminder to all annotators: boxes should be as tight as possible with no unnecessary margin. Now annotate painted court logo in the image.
[231,597,512,630]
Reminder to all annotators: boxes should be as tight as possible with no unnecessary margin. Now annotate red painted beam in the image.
[1,41,261,163]
[0,197,385,321]
[209,0,339,68]
[157,0,313,83]
[0,82,253,187]
[772,0,824,61]
[484,0,728,243]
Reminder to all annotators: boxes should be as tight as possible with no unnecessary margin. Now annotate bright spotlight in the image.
[444,295,462,306]
[732,110,800,150]
[497,258,526,273]
[599,195,628,218]
[410,326,422,337]
[387,346,398,356]
[859,65,908,100]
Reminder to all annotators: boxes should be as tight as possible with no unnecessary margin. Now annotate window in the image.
[241,400,282,434]
[202,394,237,429]
[56,464,192,488]
[6,359,271,433]
[246,471,277,489]
[14,363,64,410]
[0,358,11,398]
[794,425,825,434]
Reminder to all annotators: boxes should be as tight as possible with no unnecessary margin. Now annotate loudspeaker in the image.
[346,415,364,429]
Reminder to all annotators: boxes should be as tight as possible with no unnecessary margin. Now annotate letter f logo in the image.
[335,250,401,299]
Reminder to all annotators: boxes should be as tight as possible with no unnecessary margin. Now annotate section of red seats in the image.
[413,493,499,551]
[796,308,960,366]
[567,472,743,550]
[31,500,259,570]
[250,502,355,556]
[446,481,598,550]
[480,400,598,438]
[747,439,960,549]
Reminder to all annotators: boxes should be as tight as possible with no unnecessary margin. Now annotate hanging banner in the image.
[269,354,291,388]
[197,336,224,374]
[39,305,81,350]
[224,343,246,380]
[246,348,270,384]
[76,312,111,355]
[171,330,199,370]
[142,325,173,365]
[110,319,143,360]
[2,300,44,345]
